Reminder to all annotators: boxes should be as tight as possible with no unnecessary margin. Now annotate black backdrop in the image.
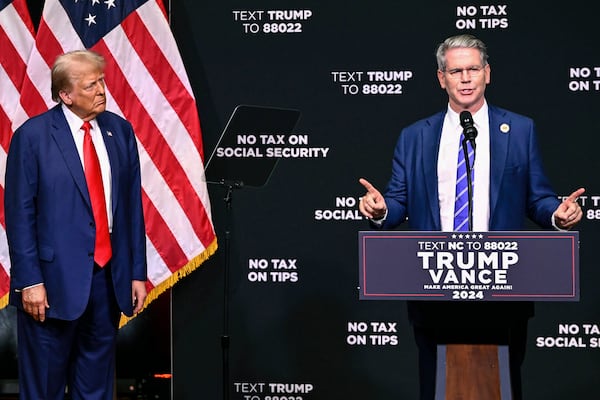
[1,1,600,399]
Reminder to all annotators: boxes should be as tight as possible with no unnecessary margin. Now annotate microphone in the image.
[459,110,477,231]
[459,110,478,147]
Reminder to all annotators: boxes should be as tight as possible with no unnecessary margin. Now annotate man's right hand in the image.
[22,284,49,322]
[358,178,387,219]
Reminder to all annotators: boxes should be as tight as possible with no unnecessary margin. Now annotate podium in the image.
[358,231,579,399]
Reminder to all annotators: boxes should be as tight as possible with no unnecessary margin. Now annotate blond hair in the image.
[51,50,105,102]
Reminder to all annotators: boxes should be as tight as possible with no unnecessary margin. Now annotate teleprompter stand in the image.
[358,230,580,399]
[204,105,301,400]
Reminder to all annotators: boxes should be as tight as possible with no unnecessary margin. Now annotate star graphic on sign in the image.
[105,0,116,9]
[84,13,97,26]
[91,0,100,5]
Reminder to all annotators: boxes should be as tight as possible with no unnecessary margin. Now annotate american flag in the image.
[0,0,35,309]
[7,0,217,323]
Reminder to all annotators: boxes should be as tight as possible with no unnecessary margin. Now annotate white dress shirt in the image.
[437,101,490,232]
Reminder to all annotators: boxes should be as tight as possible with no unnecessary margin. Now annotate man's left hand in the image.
[553,188,586,229]
[131,280,147,314]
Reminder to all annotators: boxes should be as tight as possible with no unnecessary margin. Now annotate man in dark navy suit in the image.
[358,34,584,400]
[5,50,147,400]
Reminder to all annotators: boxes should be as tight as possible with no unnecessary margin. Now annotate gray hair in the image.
[51,50,105,102]
[435,34,488,71]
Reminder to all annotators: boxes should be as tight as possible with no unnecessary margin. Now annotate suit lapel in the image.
[422,112,444,229]
[50,106,91,209]
[489,106,510,221]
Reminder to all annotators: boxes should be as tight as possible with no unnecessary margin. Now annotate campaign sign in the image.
[358,231,579,301]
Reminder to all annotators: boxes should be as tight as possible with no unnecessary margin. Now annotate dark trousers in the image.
[17,265,120,400]
[413,321,528,400]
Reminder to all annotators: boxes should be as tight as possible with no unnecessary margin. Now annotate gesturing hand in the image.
[358,178,387,219]
[553,188,585,230]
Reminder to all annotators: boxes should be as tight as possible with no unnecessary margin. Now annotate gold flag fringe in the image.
[0,293,8,310]
[119,237,218,328]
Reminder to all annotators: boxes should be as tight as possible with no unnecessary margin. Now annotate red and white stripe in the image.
[0,0,35,309]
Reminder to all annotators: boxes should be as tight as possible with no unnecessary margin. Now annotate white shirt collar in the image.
[61,103,99,134]
[445,100,489,131]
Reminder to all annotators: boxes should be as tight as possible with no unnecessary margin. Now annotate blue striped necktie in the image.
[453,134,475,231]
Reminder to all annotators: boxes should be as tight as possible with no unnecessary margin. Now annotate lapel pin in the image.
[500,123,510,133]
[107,131,113,137]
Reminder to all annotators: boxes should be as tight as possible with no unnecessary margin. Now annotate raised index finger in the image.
[565,187,586,203]
[359,178,377,193]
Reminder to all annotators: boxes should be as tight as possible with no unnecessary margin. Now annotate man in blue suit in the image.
[5,50,147,399]
[359,34,583,400]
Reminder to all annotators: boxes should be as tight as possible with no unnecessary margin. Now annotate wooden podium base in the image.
[435,344,512,400]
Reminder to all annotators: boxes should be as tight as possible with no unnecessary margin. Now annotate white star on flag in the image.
[84,13,97,25]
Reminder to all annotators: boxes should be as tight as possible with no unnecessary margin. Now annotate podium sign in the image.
[359,231,579,301]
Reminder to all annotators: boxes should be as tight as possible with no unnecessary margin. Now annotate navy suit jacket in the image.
[5,105,147,320]
[380,104,561,326]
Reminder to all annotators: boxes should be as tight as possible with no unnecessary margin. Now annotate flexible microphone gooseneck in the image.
[459,111,478,231]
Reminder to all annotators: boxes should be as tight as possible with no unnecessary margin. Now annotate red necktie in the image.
[82,121,112,266]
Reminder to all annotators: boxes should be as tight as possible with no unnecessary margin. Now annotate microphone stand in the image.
[461,137,475,231]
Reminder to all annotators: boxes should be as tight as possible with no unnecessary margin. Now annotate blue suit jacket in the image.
[5,105,147,320]
[380,105,561,325]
